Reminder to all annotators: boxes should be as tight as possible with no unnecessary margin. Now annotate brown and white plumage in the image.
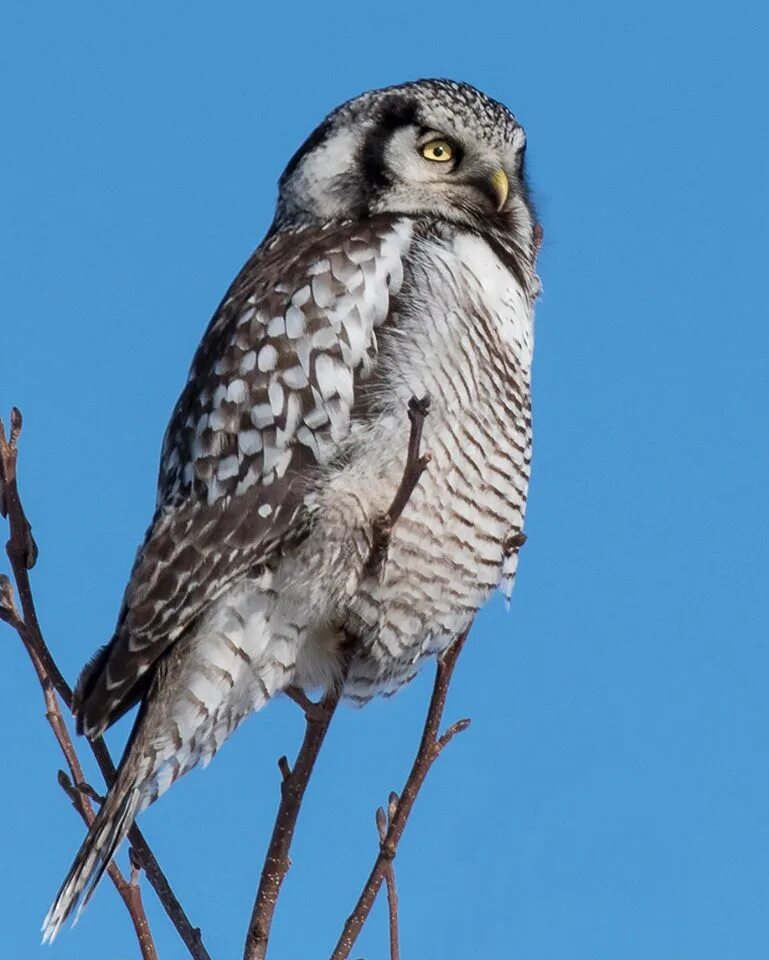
[44,78,540,940]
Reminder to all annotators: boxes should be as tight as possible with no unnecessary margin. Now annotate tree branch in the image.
[243,685,344,960]
[0,409,210,960]
[245,395,434,959]
[329,630,471,960]
[1,572,157,958]
[57,771,157,960]
[376,793,401,960]
[366,395,431,577]
[4,394,477,960]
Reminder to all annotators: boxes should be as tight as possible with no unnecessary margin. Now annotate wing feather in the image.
[75,215,413,736]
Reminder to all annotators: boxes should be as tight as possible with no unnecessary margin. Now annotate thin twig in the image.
[367,395,432,576]
[0,410,210,960]
[387,395,432,524]
[330,630,471,960]
[243,686,344,960]
[376,794,401,960]
[90,738,212,960]
[383,863,400,960]
[284,684,329,722]
[57,771,158,960]
[125,851,156,960]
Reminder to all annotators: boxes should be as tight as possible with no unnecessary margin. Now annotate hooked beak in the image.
[489,168,509,211]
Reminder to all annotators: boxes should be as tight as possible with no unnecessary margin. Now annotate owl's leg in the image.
[43,575,295,942]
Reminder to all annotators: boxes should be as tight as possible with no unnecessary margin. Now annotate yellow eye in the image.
[421,139,454,163]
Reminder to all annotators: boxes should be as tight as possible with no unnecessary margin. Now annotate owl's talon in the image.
[503,531,527,555]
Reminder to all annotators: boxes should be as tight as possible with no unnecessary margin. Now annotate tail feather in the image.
[42,597,292,941]
[41,782,142,943]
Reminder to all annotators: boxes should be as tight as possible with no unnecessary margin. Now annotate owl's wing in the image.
[75,215,414,736]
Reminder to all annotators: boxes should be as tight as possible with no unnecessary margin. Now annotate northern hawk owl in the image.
[44,78,541,938]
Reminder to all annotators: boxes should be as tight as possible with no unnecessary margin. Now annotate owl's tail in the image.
[41,763,143,943]
[43,587,296,940]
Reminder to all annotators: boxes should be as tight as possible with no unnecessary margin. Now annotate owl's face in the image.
[272,79,534,247]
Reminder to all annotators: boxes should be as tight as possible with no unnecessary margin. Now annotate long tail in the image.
[43,579,296,941]
[42,772,143,943]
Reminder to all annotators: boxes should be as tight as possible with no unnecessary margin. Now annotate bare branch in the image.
[376,801,400,960]
[387,395,432,525]
[246,395,434,958]
[128,829,210,960]
[5,393,476,959]
[284,684,330,722]
[329,630,471,960]
[367,395,432,576]
[57,772,158,960]
[84,736,211,959]
[125,856,158,960]
[383,862,400,960]
[243,685,344,960]
[0,410,210,960]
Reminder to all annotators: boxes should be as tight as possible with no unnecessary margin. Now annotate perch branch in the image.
[245,395,433,959]
[330,629,471,960]
[0,410,210,960]
[243,684,344,960]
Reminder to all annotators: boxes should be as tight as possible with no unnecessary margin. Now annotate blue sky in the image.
[2,1,768,957]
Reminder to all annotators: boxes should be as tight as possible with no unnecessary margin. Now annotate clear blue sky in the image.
[2,2,768,958]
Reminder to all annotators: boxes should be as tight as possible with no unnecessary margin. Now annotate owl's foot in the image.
[503,531,527,555]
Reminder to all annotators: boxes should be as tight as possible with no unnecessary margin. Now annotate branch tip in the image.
[9,407,23,445]
[244,683,344,959]
[436,717,472,752]
[366,395,432,577]
[0,573,17,621]
[278,756,292,782]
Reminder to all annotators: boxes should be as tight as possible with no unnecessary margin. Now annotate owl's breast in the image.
[342,226,534,699]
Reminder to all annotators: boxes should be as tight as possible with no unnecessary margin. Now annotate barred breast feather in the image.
[334,221,536,699]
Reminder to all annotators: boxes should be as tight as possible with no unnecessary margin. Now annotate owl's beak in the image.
[489,168,509,211]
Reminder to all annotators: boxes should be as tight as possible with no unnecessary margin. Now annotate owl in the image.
[43,78,540,939]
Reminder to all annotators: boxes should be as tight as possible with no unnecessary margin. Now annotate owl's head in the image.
[272,79,535,247]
